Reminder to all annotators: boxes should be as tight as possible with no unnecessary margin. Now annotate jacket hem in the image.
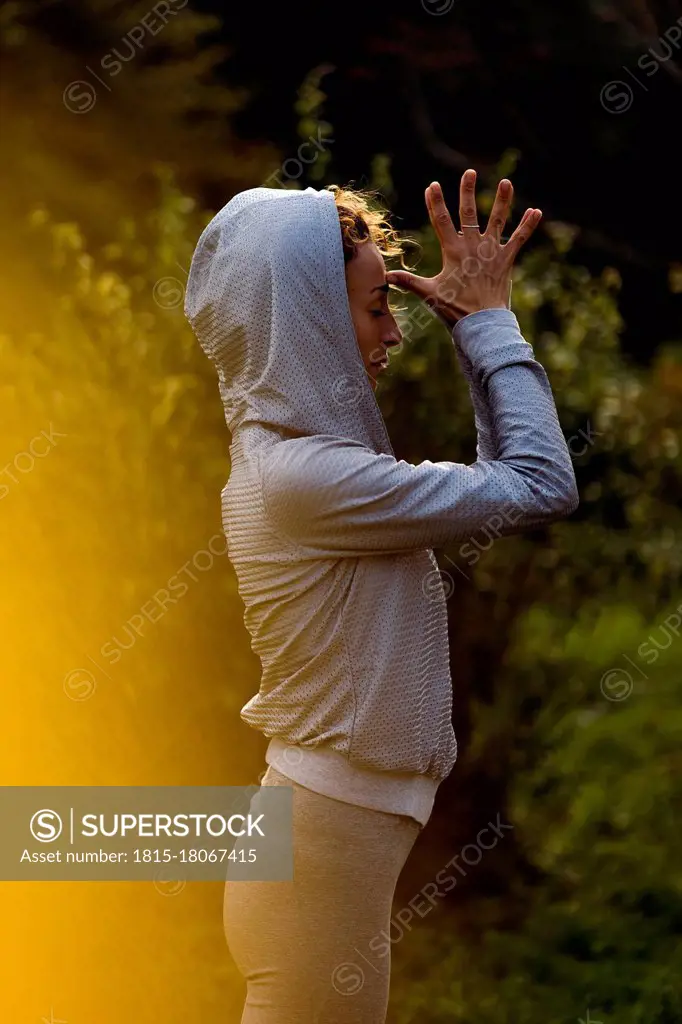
[264,736,441,828]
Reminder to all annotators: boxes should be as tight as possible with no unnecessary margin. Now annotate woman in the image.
[184,169,578,1023]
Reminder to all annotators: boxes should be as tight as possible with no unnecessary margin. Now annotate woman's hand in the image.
[386,170,542,328]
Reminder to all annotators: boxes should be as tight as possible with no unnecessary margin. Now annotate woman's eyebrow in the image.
[371,283,389,294]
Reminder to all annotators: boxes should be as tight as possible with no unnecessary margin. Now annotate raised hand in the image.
[386,170,542,327]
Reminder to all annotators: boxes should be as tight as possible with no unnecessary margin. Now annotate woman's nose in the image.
[384,321,402,347]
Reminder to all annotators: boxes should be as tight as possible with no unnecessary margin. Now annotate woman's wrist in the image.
[448,301,509,327]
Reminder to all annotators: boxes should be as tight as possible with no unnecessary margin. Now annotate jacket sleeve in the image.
[261,307,579,557]
[451,331,498,461]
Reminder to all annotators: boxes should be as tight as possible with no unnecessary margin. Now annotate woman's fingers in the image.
[485,179,513,243]
[504,208,542,263]
[425,182,459,251]
[458,169,479,232]
[386,269,432,301]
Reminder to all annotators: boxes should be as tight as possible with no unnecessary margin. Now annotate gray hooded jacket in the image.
[184,185,579,827]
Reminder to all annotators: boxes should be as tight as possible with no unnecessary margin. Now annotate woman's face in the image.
[345,241,402,390]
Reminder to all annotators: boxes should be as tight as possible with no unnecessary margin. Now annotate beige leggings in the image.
[224,764,421,1023]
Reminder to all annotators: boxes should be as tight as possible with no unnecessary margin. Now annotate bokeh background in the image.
[1,1,682,1021]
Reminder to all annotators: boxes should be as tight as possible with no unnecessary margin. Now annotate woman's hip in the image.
[223,766,421,1020]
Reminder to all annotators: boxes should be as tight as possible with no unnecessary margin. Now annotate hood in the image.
[184,186,394,458]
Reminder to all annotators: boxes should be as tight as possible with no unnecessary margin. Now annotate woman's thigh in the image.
[224,765,421,1024]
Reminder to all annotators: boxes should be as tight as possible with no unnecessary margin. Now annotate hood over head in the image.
[184,186,394,458]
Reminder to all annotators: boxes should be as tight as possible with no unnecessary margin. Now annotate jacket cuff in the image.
[452,308,535,388]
